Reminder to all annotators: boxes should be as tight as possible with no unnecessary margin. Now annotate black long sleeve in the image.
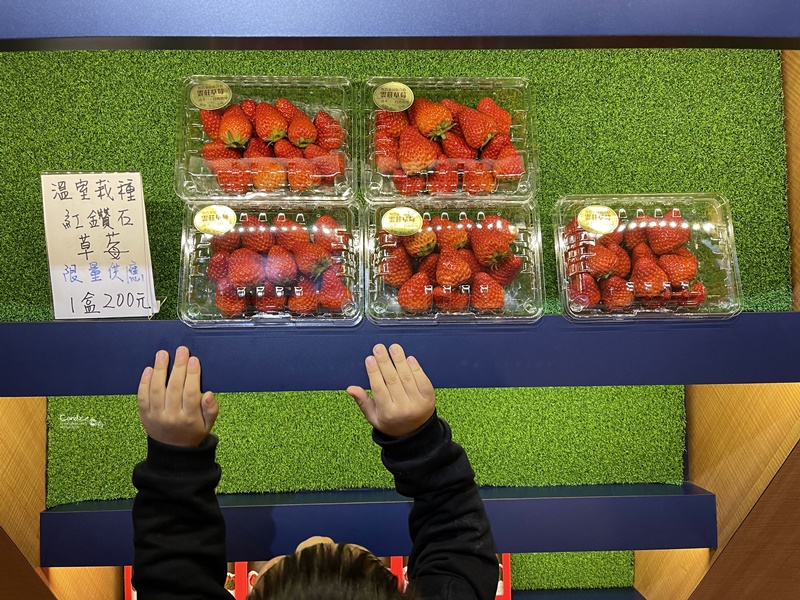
[132,434,230,600]
[373,412,499,600]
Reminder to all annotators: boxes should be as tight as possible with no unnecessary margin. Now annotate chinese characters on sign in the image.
[41,172,159,319]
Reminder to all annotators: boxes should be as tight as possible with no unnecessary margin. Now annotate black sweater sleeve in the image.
[131,434,230,600]
[373,412,499,600]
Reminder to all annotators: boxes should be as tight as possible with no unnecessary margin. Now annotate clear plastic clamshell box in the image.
[176,76,354,202]
[179,201,362,327]
[366,201,544,325]
[553,194,742,321]
[361,77,535,203]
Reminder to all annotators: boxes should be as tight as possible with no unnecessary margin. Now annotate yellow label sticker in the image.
[373,82,415,112]
[382,207,423,236]
[577,205,619,235]
[194,205,237,235]
[190,80,232,110]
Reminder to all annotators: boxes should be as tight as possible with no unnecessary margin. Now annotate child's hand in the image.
[347,343,436,438]
[137,346,219,448]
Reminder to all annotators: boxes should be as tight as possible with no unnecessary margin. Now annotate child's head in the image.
[250,539,414,599]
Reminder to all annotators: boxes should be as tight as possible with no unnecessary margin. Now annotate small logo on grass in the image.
[59,414,104,429]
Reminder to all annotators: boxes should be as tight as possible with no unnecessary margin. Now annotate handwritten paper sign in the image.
[41,172,159,319]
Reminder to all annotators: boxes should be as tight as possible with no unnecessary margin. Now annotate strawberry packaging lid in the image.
[554,193,742,321]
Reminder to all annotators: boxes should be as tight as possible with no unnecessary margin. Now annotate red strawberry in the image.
[375,110,409,138]
[658,252,698,288]
[631,242,656,265]
[275,98,299,123]
[471,272,505,310]
[630,257,671,298]
[312,215,349,254]
[623,216,656,250]
[441,132,477,166]
[287,112,317,148]
[273,215,310,251]
[605,243,631,278]
[586,244,620,279]
[470,225,511,267]
[398,272,433,313]
[406,102,419,126]
[398,126,438,174]
[597,229,625,247]
[263,245,298,285]
[252,280,287,312]
[568,273,601,308]
[243,136,275,159]
[492,144,524,181]
[199,108,223,140]
[416,253,439,283]
[251,157,287,192]
[675,281,707,308]
[240,99,257,123]
[288,275,318,313]
[254,102,287,143]
[412,98,453,138]
[436,247,472,286]
[459,107,498,149]
[202,140,241,171]
[274,138,304,159]
[240,214,274,253]
[380,245,414,288]
[287,158,320,191]
[599,275,634,310]
[313,111,343,150]
[489,254,522,286]
[427,156,459,194]
[480,215,517,244]
[458,217,476,243]
[318,269,351,311]
[462,159,496,194]
[375,132,400,174]
[480,133,512,160]
[215,278,247,316]
[218,104,252,149]
[206,251,229,283]
[457,248,484,281]
[292,242,331,279]
[440,98,467,119]
[304,145,344,184]
[227,248,264,287]
[391,169,426,196]
[209,229,241,253]
[476,97,512,136]
[214,158,251,193]
[430,215,468,249]
[433,286,469,312]
[401,220,437,258]
[647,212,691,255]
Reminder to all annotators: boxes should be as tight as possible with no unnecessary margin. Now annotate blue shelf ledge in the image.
[3,312,800,396]
[40,483,716,567]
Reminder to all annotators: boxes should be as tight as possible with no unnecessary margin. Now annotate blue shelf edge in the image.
[514,590,645,600]
[40,482,716,567]
[3,312,800,396]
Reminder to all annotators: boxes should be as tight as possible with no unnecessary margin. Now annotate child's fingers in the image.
[166,346,190,411]
[148,350,169,412]
[372,344,406,403]
[364,353,391,405]
[388,344,421,400]
[407,355,435,400]
[346,385,378,427]
[137,366,153,414]
[182,354,203,411]
[201,392,219,433]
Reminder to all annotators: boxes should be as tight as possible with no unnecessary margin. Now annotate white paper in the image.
[41,172,159,319]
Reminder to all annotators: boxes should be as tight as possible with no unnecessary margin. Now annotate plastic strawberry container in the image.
[176,75,354,202]
[179,201,362,327]
[553,194,742,321]
[361,77,535,203]
[366,201,544,325]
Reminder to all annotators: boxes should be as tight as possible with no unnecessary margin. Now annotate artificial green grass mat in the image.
[47,386,685,505]
[511,552,634,590]
[0,49,790,320]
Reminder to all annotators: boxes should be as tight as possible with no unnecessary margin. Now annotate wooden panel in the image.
[787,50,800,310]
[0,527,56,600]
[43,567,122,600]
[689,439,800,599]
